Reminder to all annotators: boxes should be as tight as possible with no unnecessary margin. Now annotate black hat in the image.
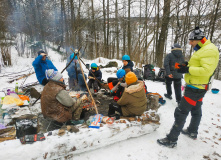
[189,27,205,40]
[38,50,47,56]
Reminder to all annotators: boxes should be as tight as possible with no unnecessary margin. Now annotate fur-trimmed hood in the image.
[125,81,144,95]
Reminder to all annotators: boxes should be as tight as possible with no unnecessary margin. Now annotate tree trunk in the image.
[156,0,171,68]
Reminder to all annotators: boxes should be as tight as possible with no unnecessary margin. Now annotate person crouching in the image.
[41,69,83,123]
[108,71,147,117]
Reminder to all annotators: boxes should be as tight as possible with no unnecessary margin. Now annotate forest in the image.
[0,0,220,79]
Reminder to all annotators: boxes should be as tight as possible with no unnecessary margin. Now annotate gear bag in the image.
[143,64,155,80]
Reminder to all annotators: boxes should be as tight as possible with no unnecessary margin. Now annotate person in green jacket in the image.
[108,71,147,117]
[157,27,219,148]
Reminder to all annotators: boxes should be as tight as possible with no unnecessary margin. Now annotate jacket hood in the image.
[171,49,183,58]
[124,81,144,97]
[128,61,134,68]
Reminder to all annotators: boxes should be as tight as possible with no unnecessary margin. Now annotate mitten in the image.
[177,65,189,73]
[113,96,120,102]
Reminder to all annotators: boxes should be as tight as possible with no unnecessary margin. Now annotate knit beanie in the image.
[125,71,138,85]
[171,43,181,49]
[189,27,205,40]
[45,69,63,81]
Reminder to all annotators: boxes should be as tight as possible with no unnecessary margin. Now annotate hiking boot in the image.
[157,137,177,148]
[164,94,172,100]
[181,129,197,139]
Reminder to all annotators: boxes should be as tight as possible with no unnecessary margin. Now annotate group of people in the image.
[32,27,219,148]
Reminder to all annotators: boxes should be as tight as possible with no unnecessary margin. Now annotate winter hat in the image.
[45,69,63,81]
[38,50,47,56]
[189,27,205,40]
[171,43,181,49]
[125,71,138,85]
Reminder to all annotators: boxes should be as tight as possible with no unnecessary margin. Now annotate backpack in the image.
[155,68,166,82]
[143,64,155,80]
[133,68,143,80]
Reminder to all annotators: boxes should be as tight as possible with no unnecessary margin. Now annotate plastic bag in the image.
[2,95,24,106]
[18,95,30,102]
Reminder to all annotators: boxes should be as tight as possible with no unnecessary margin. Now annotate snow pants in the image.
[167,86,207,142]
[165,76,182,102]
[88,79,99,91]
[69,74,87,91]
[108,102,123,116]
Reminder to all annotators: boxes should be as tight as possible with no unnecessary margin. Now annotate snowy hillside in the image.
[0,48,220,160]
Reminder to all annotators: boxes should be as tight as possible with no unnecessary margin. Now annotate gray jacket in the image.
[164,48,185,79]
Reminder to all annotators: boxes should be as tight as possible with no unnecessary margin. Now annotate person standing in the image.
[164,43,185,105]
[157,27,219,148]
[66,50,87,91]
[32,50,57,85]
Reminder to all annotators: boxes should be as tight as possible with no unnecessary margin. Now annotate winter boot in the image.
[181,129,197,139]
[157,137,177,148]
[164,94,172,100]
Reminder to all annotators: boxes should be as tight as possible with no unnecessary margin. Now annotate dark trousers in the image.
[69,74,87,91]
[88,79,99,91]
[42,78,49,86]
[108,102,123,116]
[165,76,182,102]
[167,86,207,141]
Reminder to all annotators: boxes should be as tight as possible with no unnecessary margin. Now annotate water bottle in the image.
[15,82,19,94]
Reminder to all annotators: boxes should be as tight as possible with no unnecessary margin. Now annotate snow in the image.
[0,47,221,160]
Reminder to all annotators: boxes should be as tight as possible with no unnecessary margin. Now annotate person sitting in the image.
[87,63,102,93]
[66,50,87,91]
[108,71,147,117]
[32,50,57,85]
[41,69,83,123]
[110,69,127,101]
[122,55,134,73]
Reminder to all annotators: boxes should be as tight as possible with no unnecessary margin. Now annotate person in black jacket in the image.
[164,43,185,105]
[88,63,102,93]
[122,55,134,73]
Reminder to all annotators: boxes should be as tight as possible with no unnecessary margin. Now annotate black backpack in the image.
[143,64,155,80]
[134,68,143,80]
[155,68,166,82]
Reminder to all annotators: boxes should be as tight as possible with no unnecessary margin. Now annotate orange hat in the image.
[125,71,138,85]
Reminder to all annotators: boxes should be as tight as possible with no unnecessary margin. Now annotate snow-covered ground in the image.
[0,48,220,160]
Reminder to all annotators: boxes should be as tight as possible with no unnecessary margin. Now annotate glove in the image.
[184,61,188,66]
[177,65,189,73]
[113,96,120,102]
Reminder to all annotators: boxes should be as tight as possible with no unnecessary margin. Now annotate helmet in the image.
[122,55,130,60]
[70,53,78,60]
[116,69,126,79]
[91,63,97,69]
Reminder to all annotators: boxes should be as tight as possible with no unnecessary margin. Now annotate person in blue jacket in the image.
[32,50,57,85]
[88,63,102,93]
[122,55,134,73]
[66,50,87,91]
